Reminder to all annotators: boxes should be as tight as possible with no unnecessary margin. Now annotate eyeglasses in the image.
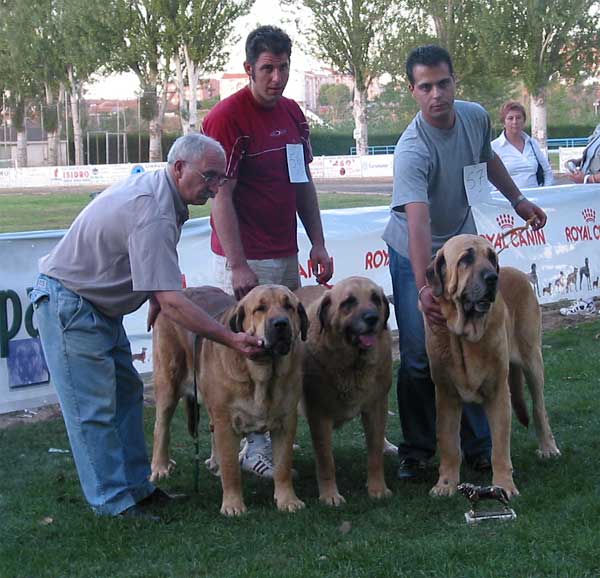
[184,162,228,187]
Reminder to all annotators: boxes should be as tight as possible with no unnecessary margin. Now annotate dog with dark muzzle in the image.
[296,277,393,506]
[424,235,560,500]
[151,284,308,516]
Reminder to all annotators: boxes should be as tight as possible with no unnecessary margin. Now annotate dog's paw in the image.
[494,479,519,499]
[536,442,561,459]
[204,456,221,477]
[149,459,176,483]
[429,479,458,497]
[368,485,392,499]
[220,499,247,516]
[319,492,346,507]
[276,495,305,513]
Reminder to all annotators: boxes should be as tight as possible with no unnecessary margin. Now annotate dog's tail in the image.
[184,394,200,438]
[508,363,529,427]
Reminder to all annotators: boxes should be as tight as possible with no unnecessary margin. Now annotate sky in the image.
[84,0,319,101]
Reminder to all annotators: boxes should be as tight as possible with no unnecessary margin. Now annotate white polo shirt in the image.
[491,131,554,189]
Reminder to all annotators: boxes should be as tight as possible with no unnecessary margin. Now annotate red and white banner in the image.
[1,184,600,413]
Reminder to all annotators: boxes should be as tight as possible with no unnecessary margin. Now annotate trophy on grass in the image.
[457,483,517,524]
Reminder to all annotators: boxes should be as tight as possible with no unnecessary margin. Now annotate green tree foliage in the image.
[477,0,600,146]
[291,0,416,154]
[318,83,352,124]
[394,0,519,119]
[164,0,253,133]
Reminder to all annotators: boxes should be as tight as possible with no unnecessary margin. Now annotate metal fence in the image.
[350,137,590,156]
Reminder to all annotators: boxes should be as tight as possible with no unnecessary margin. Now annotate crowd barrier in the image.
[1,184,600,413]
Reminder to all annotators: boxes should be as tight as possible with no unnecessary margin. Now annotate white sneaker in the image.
[240,450,275,479]
[383,437,398,456]
[559,299,596,316]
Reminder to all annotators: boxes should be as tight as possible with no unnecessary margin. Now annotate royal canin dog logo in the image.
[564,208,600,242]
[582,208,596,223]
[496,214,515,230]
[480,213,546,251]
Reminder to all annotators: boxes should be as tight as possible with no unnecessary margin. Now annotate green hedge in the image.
[81,123,598,164]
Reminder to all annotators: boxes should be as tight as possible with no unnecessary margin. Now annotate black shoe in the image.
[140,488,188,506]
[468,455,492,472]
[118,504,161,522]
[397,457,428,480]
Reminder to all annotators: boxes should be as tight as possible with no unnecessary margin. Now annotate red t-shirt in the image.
[202,86,313,259]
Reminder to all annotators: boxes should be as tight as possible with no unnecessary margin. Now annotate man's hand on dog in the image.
[419,286,446,327]
[229,332,265,357]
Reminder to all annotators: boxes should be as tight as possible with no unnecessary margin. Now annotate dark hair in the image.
[245,25,292,65]
[406,45,454,85]
[499,100,527,124]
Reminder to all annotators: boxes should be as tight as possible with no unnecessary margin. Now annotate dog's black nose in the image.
[362,311,379,328]
[272,316,290,332]
[483,270,498,287]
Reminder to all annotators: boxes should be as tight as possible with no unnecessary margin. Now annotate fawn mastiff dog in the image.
[151,285,308,516]
[297,276,393,506]
[424,235,560,499]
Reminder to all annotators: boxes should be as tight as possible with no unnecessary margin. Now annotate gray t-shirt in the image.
[40,168,188,317]
[382,100,494,257]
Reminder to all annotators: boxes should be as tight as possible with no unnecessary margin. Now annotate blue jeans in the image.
[30,275,154,515]
[388,247,491,462]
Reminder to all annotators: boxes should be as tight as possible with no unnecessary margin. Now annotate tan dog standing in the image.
[151,284,308,516]
[424,234,560,499]
[297,276,393,506]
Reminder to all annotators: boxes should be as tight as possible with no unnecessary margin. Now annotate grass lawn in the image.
[0,191,391,234]
[1,322,599,577]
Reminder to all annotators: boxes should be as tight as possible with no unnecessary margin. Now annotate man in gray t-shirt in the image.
[30,134,263,520]
[382,45,547,481]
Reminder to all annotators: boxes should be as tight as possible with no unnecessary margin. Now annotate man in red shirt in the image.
[202,25,333,478]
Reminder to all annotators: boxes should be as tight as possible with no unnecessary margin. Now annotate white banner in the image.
[0,162,166,189]
[2,184,600,413]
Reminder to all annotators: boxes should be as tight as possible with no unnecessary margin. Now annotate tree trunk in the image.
[12,98,28,167]
[16,130,27,167]
[174,54,190,135]
[45,88,58,167]
[148,82,168,162]
[67,66,84,165]
[184,45,199,133]
[530,88,548,150]
[353,84,369,155]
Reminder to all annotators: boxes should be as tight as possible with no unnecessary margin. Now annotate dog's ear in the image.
[487,248,500,274]
[298,302,309,341]
[317,294,332,334]
[380,289,390,324]
[426,249,446,297]
[229,304,246,333]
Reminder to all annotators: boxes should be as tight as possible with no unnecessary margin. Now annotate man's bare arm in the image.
[153,290,263,356]
[210,178,258,299]
[295,174,333,284]
[487,155,547,229]
[405,202,445,326]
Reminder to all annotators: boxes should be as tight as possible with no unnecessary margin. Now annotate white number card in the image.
[463,162,491,205]
[286,144,309,183]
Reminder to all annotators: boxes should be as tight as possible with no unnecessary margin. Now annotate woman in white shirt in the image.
[491,101,554,189]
